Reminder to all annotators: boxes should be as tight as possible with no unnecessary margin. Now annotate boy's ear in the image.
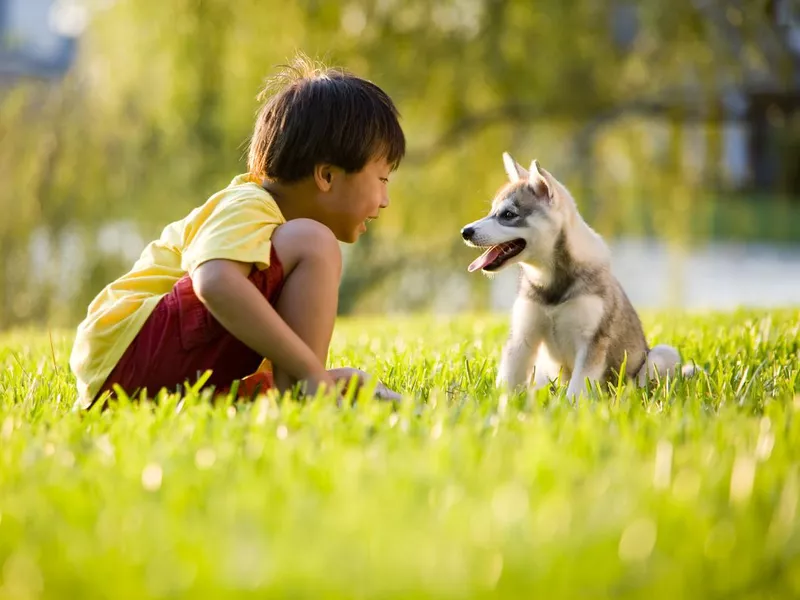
[314,164,335,192]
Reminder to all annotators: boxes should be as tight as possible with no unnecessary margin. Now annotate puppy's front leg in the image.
[497,296,543,391]
[565,341,608,400]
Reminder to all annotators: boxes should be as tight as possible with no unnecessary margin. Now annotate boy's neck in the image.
[261,178,320,222]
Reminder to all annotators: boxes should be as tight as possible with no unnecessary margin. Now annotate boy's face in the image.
[324,157,393,243]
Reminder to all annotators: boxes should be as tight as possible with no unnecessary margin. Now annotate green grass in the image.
[1,309,799,599]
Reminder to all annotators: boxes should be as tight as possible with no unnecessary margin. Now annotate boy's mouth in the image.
[360,216,378,233]
[468,239,526,272]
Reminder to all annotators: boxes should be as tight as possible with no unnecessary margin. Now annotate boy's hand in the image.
[297,370,339,398]
[327,367,402,401]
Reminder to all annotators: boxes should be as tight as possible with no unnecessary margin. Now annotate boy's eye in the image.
[380,178,389,184]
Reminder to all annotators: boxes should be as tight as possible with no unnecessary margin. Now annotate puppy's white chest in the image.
[539,296,605,370]
[539,308,578,369]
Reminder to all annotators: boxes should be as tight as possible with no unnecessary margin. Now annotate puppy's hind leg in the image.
[496,296,543,392]
[636,344,681,386]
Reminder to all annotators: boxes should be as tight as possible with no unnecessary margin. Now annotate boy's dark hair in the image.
[248,53,406,182]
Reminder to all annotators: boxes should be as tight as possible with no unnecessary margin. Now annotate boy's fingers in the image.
[326,367,401,401]
[374,383,402,401]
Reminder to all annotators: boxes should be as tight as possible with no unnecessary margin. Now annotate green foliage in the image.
[0,0,796,327]
[0,309,799,597]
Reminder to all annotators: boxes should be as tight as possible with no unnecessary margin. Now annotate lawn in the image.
[1,309,799,599]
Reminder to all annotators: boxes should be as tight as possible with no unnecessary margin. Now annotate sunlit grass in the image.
[1,308,799,598]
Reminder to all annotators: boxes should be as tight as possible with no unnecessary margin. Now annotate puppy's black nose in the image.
[461,226,475,241]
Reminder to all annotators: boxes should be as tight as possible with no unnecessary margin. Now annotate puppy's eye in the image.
[500,210,517,220]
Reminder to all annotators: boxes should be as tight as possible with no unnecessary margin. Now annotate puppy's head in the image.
[461,152,568,273]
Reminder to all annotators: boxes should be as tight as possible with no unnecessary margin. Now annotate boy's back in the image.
[71,173,286,406]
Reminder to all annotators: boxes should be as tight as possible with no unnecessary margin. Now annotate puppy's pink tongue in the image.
[468,245,502,272]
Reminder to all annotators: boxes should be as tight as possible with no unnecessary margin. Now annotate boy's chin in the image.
[323,223,357,244]
[333,231,357,244]
[342,225,366,244]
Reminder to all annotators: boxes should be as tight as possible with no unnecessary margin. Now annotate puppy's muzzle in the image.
[461,225,476,241]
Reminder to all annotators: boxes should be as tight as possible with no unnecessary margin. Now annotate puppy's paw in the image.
[680,363,705,378]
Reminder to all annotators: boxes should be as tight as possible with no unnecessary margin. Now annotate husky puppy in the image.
[461,152,696,399]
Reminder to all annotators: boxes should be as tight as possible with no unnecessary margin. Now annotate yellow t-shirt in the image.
[69,173,286,409]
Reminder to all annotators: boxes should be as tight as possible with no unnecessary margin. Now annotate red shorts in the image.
[93,247,285,407]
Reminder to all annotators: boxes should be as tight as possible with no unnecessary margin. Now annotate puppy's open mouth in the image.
[468,239,527,272]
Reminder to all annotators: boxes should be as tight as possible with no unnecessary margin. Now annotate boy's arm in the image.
[192,258,336,394]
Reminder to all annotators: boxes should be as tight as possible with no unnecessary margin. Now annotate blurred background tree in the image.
[1,0,799,328]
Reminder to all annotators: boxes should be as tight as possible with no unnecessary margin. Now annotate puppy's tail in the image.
[636,344,703,386]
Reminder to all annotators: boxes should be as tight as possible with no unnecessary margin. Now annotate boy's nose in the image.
[461,226,475,241]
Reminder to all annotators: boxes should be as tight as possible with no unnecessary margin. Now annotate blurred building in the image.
[606,0,800,196]
[0,0,83,80]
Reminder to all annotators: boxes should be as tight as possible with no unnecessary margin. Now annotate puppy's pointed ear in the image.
[529,159,553,201]
[503,152,528,183]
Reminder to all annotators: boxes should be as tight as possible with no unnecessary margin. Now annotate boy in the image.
[69,54,405,410]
